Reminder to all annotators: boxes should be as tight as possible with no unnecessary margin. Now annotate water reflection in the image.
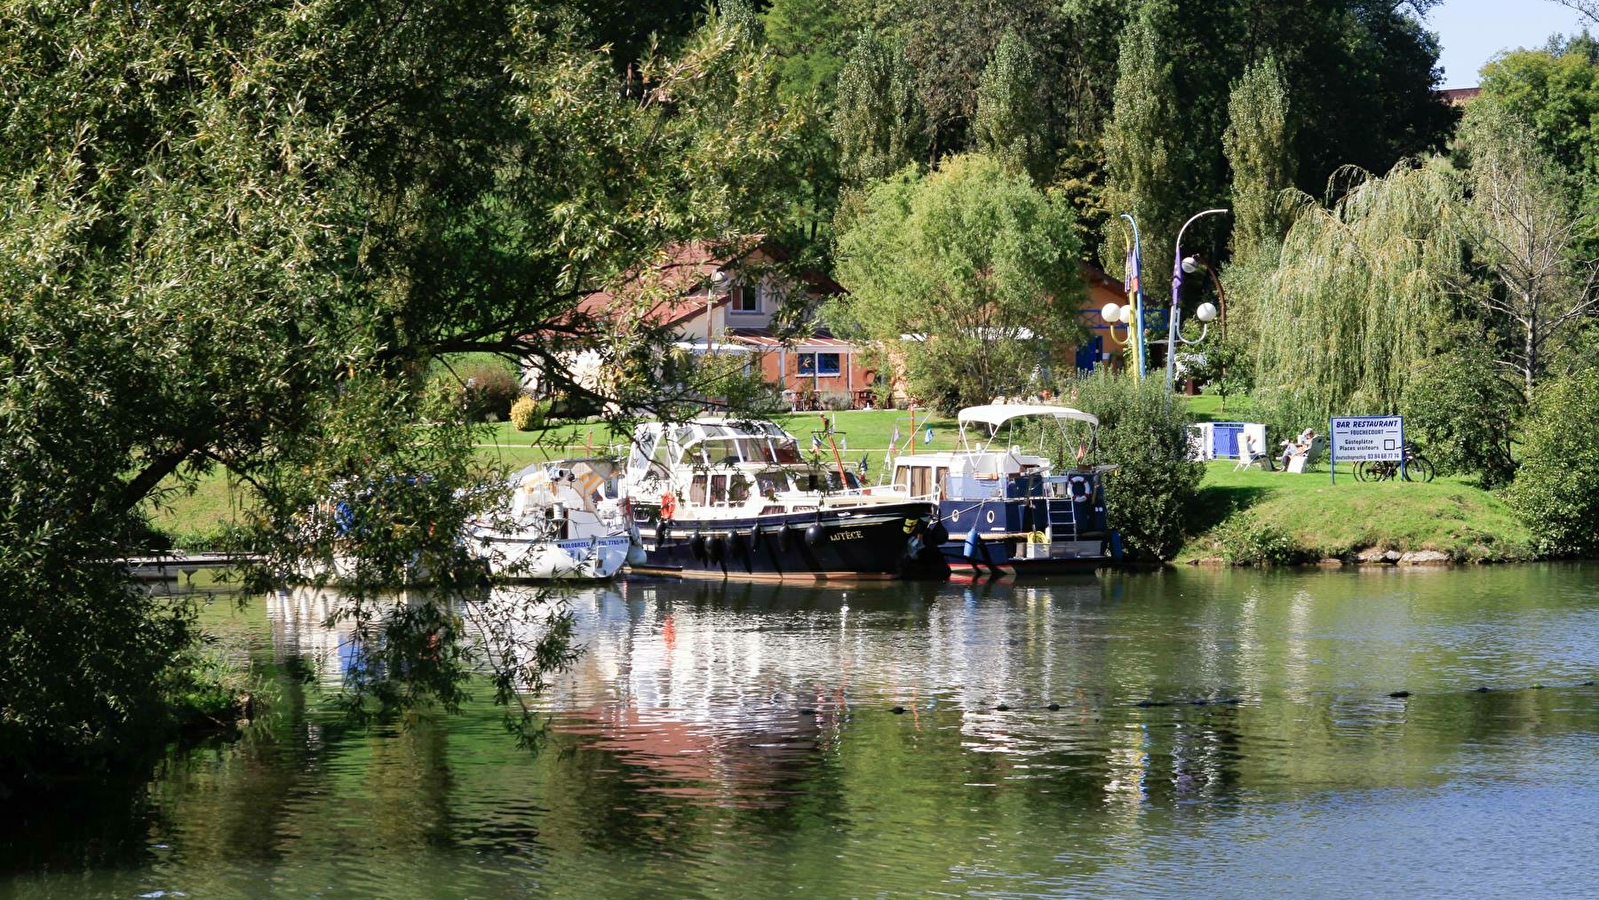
[8,566,1599,899]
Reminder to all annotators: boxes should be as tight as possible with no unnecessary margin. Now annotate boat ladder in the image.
[1045,497,1078,540]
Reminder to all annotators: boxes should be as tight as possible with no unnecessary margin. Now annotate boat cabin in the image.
[625,419,878,520]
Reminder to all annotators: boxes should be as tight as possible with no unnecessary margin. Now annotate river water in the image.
[7,565,1599,899]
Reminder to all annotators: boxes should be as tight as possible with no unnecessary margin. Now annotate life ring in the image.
[660,491,677,520]
[1068,475,1091,503]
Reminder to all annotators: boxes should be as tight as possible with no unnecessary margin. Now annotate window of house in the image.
[731,283,760,313]
[798,352,842,376]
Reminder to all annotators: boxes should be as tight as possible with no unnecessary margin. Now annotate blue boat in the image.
[876,405,1119,576]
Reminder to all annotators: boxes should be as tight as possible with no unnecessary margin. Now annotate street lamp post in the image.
[1165,208,1228,391]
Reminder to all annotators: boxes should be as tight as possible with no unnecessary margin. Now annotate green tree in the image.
[1250,159,1464,419]
[830,154,1085,413]
[1453,102,1599,400]
[1476,30,1599,239]
[972,29,1050,182]
[1507,368,1599,557]
[0,0,807,784]
[1101,3,1187,300]
[1058,369,1203,561]
[895,0,1058,161]
[1400,340,1521,488]
[1224,54,1296,263]
[831,29,927,186]
[763,0,858,102]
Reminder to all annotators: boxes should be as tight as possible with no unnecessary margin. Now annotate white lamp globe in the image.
[1195,301,1219,323]
[1181,255,1202,275]
[1101,302,1122,323]
[1118,305,1134,324]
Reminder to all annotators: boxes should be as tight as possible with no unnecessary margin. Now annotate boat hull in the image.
[632,503,949,581]
[469,532,632,582]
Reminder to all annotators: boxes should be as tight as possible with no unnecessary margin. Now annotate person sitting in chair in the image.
[1245,433,1275,471]
[1279,428,1315,470]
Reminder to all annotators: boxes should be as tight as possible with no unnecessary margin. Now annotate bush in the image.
[426,360,523,423]
[1214,514,1302,566]
[1507,370,1599,557]
[1247,386,1324,451]
[1400,341,1520,488]
[509,396,548,432]
[1057,369,1205,561]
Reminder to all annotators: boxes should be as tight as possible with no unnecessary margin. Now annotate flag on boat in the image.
[891,424,900,447]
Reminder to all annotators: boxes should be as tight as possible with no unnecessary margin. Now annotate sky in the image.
[1427,0,1593,88]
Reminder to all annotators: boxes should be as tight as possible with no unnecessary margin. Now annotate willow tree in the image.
[1253,160,1465,418]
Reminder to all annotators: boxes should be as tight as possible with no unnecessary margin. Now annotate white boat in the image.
[465,459,636,581]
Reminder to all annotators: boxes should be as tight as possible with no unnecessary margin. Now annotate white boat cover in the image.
[958,404,1099,429]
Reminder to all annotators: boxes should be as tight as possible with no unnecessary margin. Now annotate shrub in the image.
[1400,341,1520,488]
[1214,514,1302,566]
[509,396,547,431]
[1247,385,1325,451]
[1057,369,1204,561]
[426,360,523,423]
[1507,370,1599,557]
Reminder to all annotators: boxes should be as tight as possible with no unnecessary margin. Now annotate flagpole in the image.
[1119,214,1146,383]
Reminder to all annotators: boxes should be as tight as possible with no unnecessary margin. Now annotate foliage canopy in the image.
[830,154,1084,413]
[0,0,810,782]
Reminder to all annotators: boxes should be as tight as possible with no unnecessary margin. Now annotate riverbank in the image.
[1178,460,1535,566]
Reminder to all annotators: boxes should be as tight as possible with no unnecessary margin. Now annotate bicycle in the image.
[1353,444,1435,483]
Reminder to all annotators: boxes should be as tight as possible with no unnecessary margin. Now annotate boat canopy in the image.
[957,404,1099,430]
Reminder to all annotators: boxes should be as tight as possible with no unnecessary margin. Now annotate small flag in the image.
[1124,238,1142,297]
[840,436,847,451]
[811,433,821,451]
[891,424,901,446]
[924,426,934,445]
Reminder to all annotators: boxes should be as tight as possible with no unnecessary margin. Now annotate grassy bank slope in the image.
[146,410,964,546]
[1180,461,1533,564]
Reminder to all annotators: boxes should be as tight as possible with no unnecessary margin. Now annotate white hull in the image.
[470,532,632,582]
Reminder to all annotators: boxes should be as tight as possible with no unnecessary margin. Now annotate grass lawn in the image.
[148,409,966,546]
[482,408,966,455]
[1179,459,1533,563]
[1183,392,1254,422]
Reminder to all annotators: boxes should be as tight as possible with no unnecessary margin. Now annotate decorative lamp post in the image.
[1165,208,1229,391]
[1098,300,1138,368]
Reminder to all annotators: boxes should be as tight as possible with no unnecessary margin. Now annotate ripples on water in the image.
[6,565,1599,899]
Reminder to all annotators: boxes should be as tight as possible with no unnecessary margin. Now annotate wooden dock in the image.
[122,552,260,581]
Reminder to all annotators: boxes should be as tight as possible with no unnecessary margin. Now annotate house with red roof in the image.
[528,238,1142,411]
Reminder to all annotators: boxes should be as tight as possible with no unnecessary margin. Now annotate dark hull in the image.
[632,502,949,581]
[936,494,1114,578]
[945,551,1107,578]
